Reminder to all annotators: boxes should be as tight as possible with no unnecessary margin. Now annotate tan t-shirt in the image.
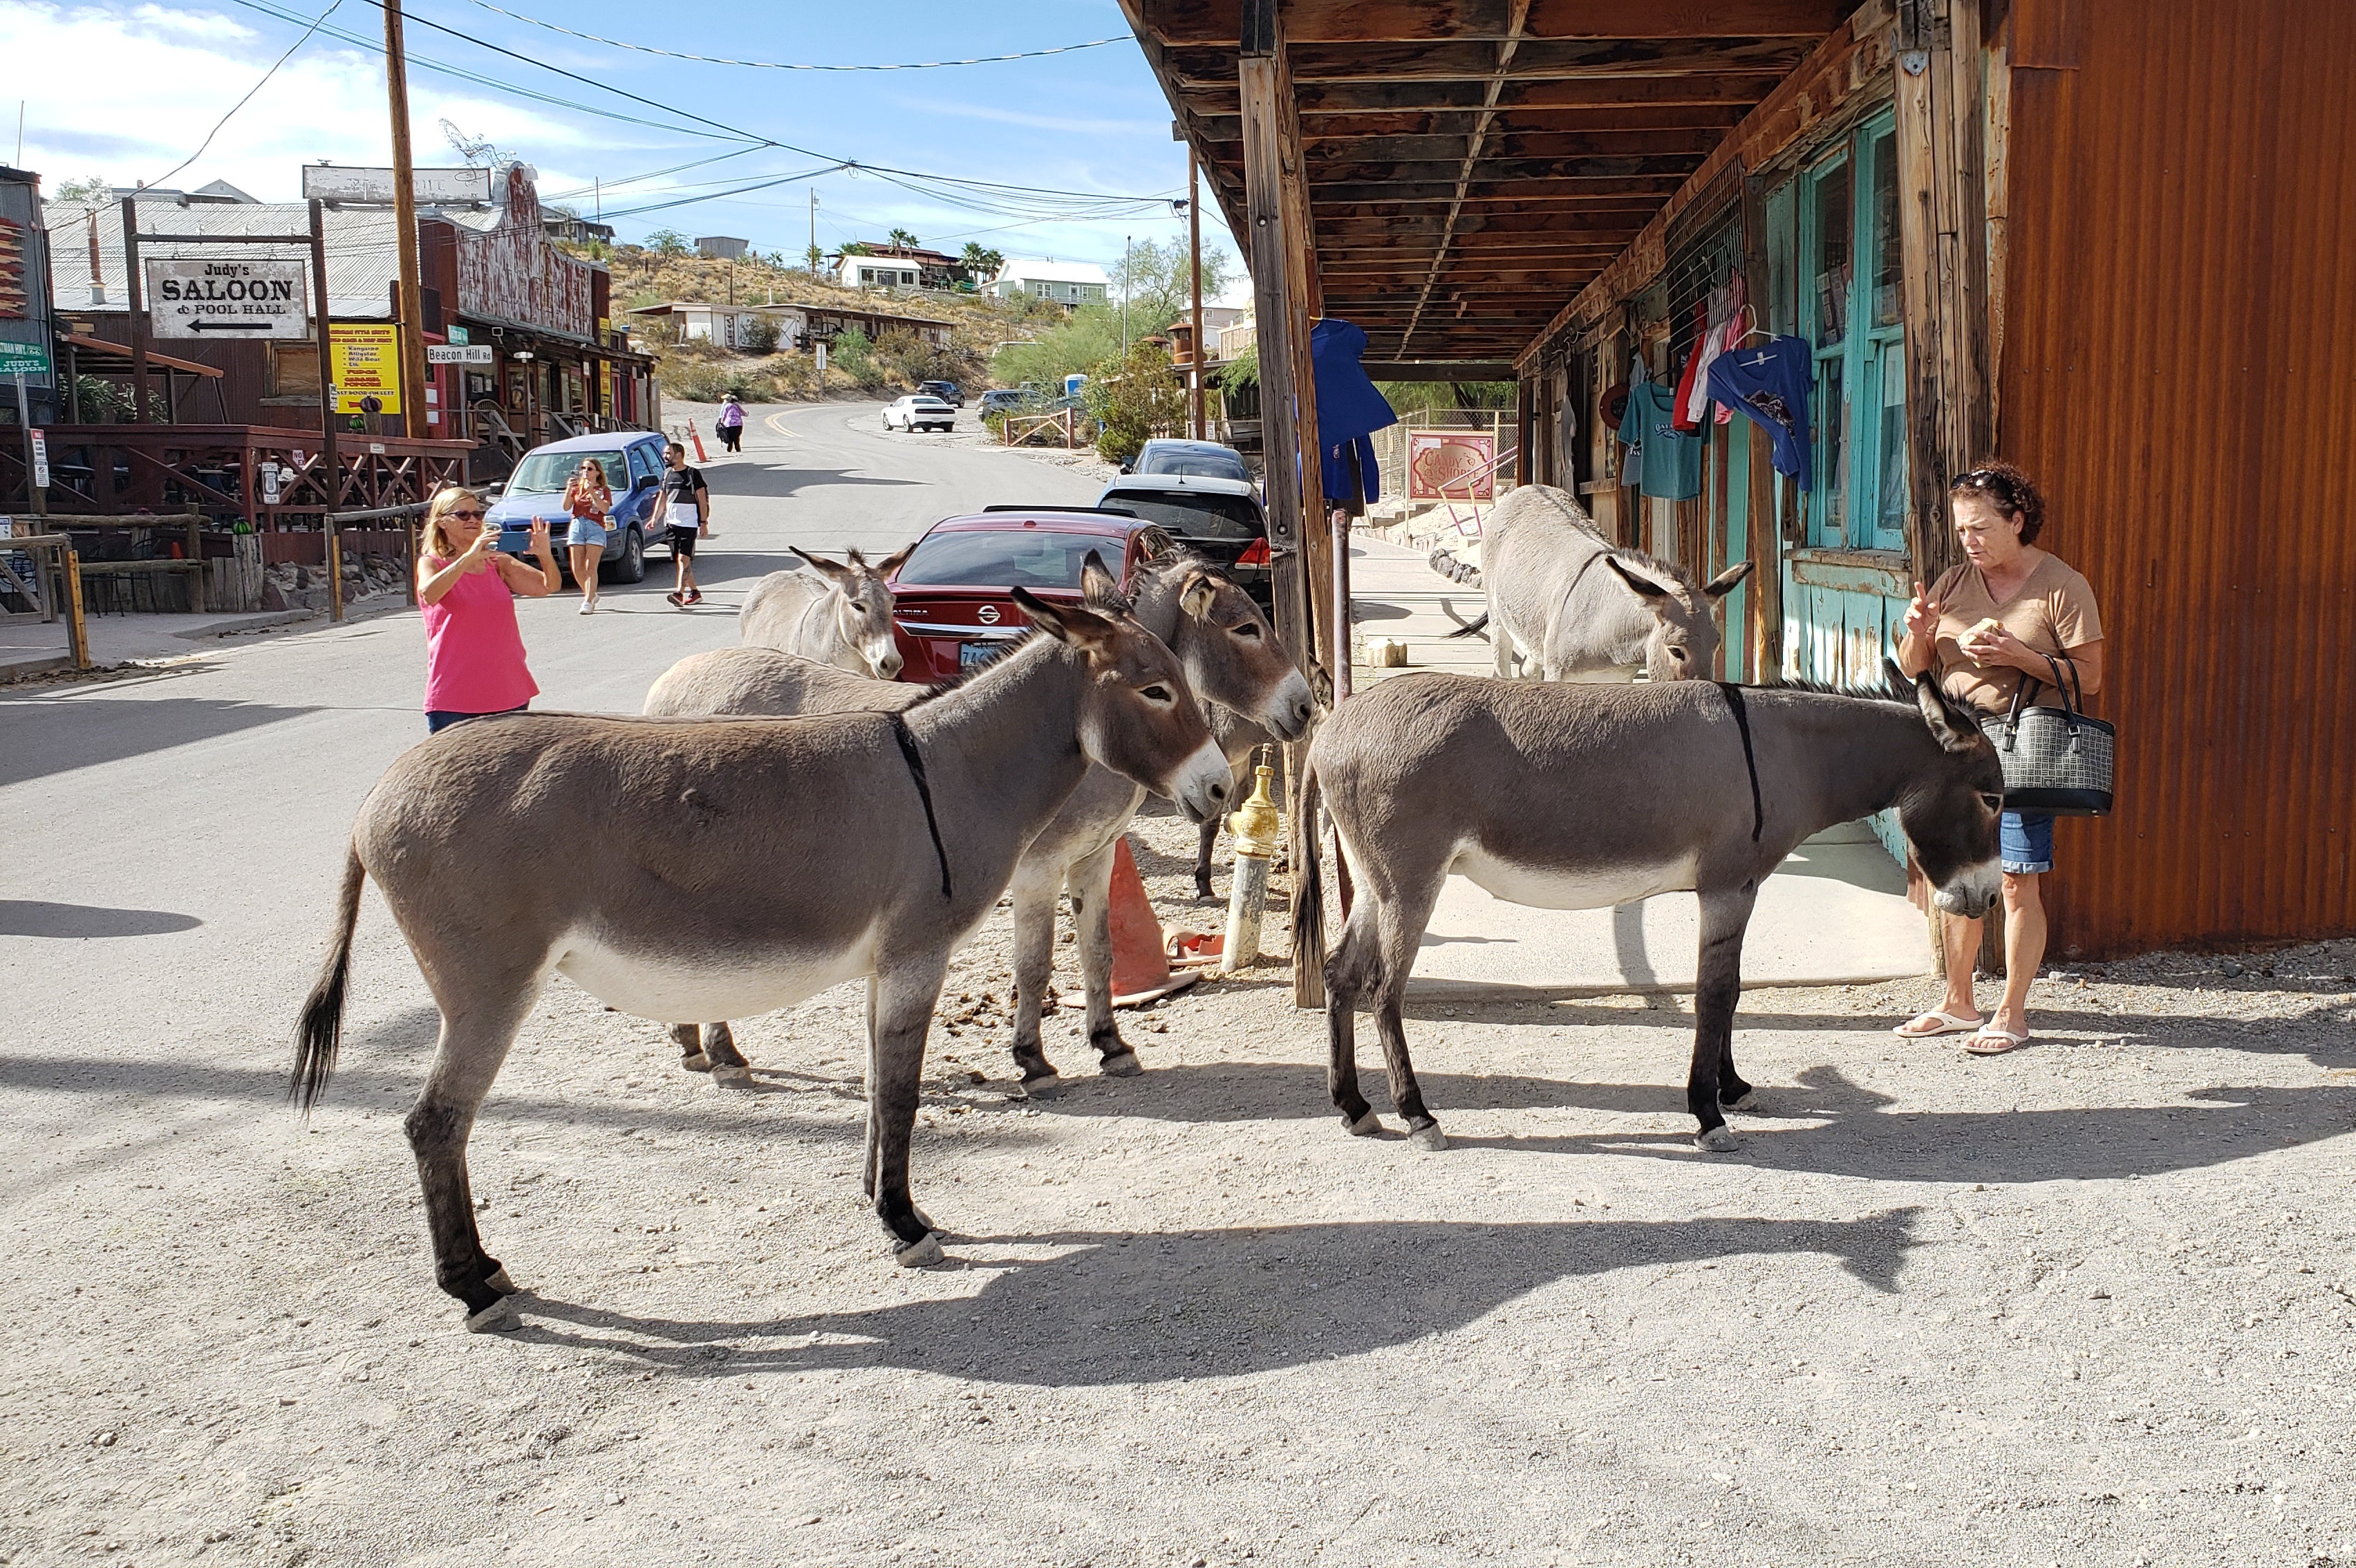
[1928,551,2104,715]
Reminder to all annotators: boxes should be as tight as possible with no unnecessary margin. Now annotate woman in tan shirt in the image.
[1894,461,2106,1053]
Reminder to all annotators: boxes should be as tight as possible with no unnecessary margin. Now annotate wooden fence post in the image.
[63,550,88,669]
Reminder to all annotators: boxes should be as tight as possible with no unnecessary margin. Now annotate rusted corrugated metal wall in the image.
[2001,0,2356,956]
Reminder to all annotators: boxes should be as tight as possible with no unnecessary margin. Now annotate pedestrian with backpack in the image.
[716,393,747,454]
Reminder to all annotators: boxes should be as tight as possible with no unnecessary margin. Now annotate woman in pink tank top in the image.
[415,486,561,732]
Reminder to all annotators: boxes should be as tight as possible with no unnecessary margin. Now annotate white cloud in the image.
[6,0,619,200]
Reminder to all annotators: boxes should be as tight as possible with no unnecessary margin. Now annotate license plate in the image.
[959,640,1004,671]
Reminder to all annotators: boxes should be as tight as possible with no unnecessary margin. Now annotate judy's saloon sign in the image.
[144,259,310,340]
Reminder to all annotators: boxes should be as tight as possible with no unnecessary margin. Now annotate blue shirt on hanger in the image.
[1618,380,1702,501]
[1705,335,1814,492]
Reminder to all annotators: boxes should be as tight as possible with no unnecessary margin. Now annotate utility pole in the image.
[809,189,819,273]
[1188,151,1206,440]
[1121,234,1130,358]
[383,0,428,440]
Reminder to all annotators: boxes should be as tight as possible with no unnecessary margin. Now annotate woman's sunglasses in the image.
[448,509,487,521]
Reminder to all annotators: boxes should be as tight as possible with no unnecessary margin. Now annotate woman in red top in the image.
[415,486,560,733]
[561,456,613,614]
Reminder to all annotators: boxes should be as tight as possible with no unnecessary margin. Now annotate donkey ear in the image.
[789,545,854,584]
[1013,586,1118,648]
[845,546,869,570]
[1912,670,1985,754]
[873,543,914,579]
[1703,560,1755,598]
[1603,554,1672,604]
[1177,568,1219,622]
[1133,524,1179,561]
[1079,550,1123,610]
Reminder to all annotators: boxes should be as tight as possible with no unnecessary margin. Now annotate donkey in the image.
[643,541,1315,1094]
[292,570,1233,1330]
[1305,662,2004,1153]
[1450,484,1752,682]
[739,545,910,679]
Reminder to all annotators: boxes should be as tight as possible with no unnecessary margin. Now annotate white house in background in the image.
[839,254,923,290]
[695,236,748,260]
[629,301,802,352]
[991,258,1110,306]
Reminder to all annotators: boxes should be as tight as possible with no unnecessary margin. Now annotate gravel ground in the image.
[7,805,2356,1566]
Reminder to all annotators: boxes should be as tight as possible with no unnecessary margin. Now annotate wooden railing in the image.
[1,424,474,528]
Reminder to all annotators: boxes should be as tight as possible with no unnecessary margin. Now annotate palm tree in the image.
[961,242,1004,278]
[887,227,920,253]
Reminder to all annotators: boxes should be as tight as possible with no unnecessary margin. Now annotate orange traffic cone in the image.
[687,421,709,463]
[1065,836,1202,1009]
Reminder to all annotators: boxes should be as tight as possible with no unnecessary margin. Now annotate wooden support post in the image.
[63,549,88,669]
[1894,0,1992,585]
[122,198,149,423]
[309,196,345,622]
[1514,375,1533,487]
[1739,174,1784,683]
[1240,1,1327,1008]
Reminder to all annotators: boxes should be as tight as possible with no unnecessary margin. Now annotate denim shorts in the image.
[2001,810,2055,875]
[565,516,607,548]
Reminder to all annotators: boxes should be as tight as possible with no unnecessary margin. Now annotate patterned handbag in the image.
[1980,653,2115,816]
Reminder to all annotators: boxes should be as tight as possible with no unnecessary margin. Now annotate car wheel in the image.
[604,525,646,585]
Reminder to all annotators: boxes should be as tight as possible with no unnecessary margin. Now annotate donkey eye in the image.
[1978,792,2005,812]
[1140,684,1175,704]
[1232,622,1262,639]
[1669,646,1690,661]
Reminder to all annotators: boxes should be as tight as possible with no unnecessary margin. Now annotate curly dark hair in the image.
[1949,460,2047,543]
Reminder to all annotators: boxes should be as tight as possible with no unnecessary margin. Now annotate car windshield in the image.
[508,449,627,496]
[1138,449,1249,482]
[895,529,1123,589]
[1100,492,1263,541]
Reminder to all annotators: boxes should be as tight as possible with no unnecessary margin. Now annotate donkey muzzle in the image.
[1261,669,1317,743]
[1169,740,1237,825]
[1932,859,2003,919]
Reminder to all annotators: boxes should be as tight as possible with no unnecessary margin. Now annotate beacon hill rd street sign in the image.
[144,259,310,340]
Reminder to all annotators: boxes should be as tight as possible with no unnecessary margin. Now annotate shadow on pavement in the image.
[701,465,927,501]
[0,900,203,938]
[0,696,323,788]
[505,1206,1926,1382]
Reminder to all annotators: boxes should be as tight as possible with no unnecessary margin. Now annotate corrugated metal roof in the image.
[41,198,503,319]
[2000,0,2356,955]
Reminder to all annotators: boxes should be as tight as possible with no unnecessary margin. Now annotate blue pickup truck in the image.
[489,431,666,584]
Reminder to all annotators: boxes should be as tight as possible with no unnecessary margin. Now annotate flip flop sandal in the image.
[1965,1027,2030,1055]
[1893,1009,1982,1039]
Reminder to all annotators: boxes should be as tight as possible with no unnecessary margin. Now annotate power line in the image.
[460,1,1128,71]
[149,0,348,189]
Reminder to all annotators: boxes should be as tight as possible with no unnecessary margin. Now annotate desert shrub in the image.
[1083,339,1186,465]
[739,315,780,355]
[829,328,881,387]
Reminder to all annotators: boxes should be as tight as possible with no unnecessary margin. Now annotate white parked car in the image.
[884,395,956,433]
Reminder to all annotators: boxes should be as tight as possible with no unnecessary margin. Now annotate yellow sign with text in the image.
[328,323,403,415]
[598,359,613,413]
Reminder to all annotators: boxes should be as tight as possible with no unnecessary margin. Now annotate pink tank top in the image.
[420,555,539,714]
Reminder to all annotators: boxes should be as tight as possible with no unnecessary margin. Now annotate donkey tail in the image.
[1445,611,1490,640]
[1293,755,1327,993]
[291,844,366,1112]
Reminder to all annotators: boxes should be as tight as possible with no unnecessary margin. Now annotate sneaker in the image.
[685,589,704,606]
[666,590,685,608]
[577,599,593,615]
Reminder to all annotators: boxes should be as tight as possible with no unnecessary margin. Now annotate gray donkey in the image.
[1305,664,2004,1154]
[1451,483,1752,681]
[293,570,1232,1330]
[646,541,1314,1093]
[739,545,910,679]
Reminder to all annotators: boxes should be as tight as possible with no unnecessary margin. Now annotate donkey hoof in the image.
[1720,1081,1756,1108]
[1694,1126,1741,1153]
[1020,1072,1065,1101]
[680,1053,712,1074]
[1346,1109,1383,1137]
[463,1299,520,1334]
[893,1233,946,1269]
[1407,1123,1450,1152]
[481,1265,516,1296]
[1098,1049,1144,1079]
[711,1063,755,1092]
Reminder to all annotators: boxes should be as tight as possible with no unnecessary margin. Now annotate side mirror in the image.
[1119,463,1133,475]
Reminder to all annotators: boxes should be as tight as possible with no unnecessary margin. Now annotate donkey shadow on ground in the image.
[502,1206,1926,1386]
[1016,1056,2356,1188]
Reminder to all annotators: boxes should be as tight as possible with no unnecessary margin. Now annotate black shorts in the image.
[667,526,698,558]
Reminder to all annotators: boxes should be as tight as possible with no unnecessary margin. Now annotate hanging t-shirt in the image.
[1619,381,1703,501]
[1705,335,1815,491]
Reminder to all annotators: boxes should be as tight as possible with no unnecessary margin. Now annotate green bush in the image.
[1083,339,1186,466]
[829,328,880,387]
[738,315,780,355]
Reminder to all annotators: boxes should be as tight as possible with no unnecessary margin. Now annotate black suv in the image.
[918,380,964,408]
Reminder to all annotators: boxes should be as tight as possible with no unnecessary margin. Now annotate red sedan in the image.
[884,507,1155,683]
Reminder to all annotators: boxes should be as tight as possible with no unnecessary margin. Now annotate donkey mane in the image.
[1759,673,1911,703]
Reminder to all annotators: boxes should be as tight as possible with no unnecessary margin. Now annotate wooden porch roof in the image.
[1125,0,1863,369]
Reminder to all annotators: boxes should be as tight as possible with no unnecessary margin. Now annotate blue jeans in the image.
[426,704,527,734]
[2000,810,2055,875]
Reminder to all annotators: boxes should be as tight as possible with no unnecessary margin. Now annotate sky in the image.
[4,0,1248,291]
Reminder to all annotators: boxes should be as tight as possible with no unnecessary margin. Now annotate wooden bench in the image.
[75,557,209,615]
